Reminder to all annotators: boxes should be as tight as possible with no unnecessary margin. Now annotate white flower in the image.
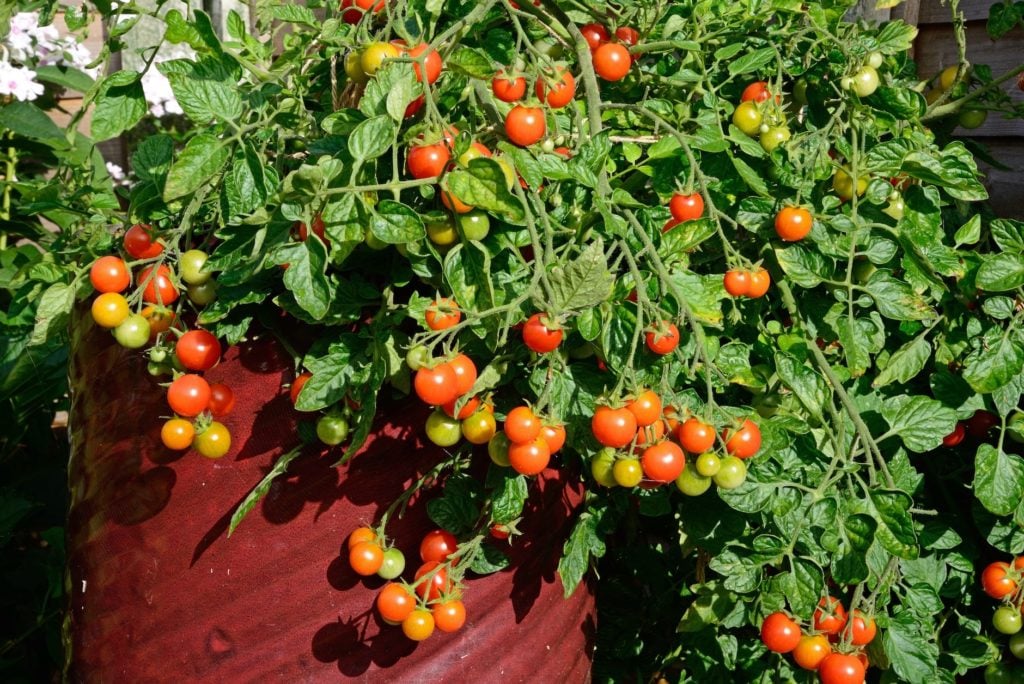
[141,67,182,117]
[5,12,38,60]
[106,162,126,182]
[0,60,44,101]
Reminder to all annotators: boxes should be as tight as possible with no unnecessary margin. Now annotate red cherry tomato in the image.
[646,322,680,355]
[432,599,466,632]
[580,23,609,50]
[339,0,385,24]
[669,193,704,222]
[505,105,546,146]
[414,561,452,601]
[678,418,716,453]
[942,421,966,447]
[407,142,450,179]
[175,329,222,371]
[504,405,541,444]
[967,410,999,438]
[593,42,631,81]
[812,597,848,636]
[377,583,415,624]
[760,612,802,653]
[535,68,575,108]
[208,383,235,418]
[747,268,771,298]
[627,390,663,427]
[818,653,865,684]
[774,206,813,242]
[138,264,179,305]
[492,72,527,102]
[167,374,212,417]
[724,419,761,459]
[981,561,1018,599]
[592,405,638,448]
[414,363,459,406]
[541,423,566,454]
[408,43,442,84]
[420,529,458,563]
[90,256,131,293]
[850,610,877,645]
[447,353,477,395]
[614,26,639,47]
[723,270,751,297]
[123,224,164,259]
[291,372,312,406]
[508,437,551,475]
[522,313,563,353]
[741,81,773,103]
[641,441,686,482]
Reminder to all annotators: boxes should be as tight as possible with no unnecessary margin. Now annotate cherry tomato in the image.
[505,105,546,147]
[1009,632,1024,660]
[760,126,791,152]
[541,423,566,454]
[723,270,751,297]
[443,395,480,420]
[968,410,999,438]
[669,192,704,222]
[407,142,450,179]
[350,541,385,576]
[406,346,430,372]
[712,456,747,489]
[760,612,801,653]
[161,418,195,451]
[348,527,376,549]
[490,523,511,540]
[179,249,211,285]
[433,599,467,632]
[138,264,179,305]
[641,441,686,482]
[291,372,312,406]
[509,437,551,475]
[536,68,575,108]
[792,634,831,670]
[646,322,680,355]
[724,419,761,459]
[812,597,848,636]
[612,457,643,487]
[340,0,385,24]
[425,410,461,447]
[187,281,217,306]
[123,223,164,259]
[90,256,131,293]
[678,418,716,454]
[318,414,350,445]
[344,49,366,83]
[462,409,497,445]
[296,214,326,242]
[850,610,877,645]
[593,42,631,81]
[402,609,435,641]
[414,363,459,406]
[208,383,235,418]
[360,42,400,76]
[818,653,865,684]
[591,448,618,487]
[833,169,867,201]
[741,81,772,103]
[580,23,609,50]
[850,65,879,97]
[522,313,563,353]
[732,101,763,136]
[492,72,527,102]
[175,329,221,371]
[440,182,474,214]
[774,206,813,242]
[447,353,477,395]
[420,529,458,563]
[614,26,639,47]
[91,292,130,328]
[747,268,771,298]
[409,43,442,84]
[488,433,511,467]
[193,421,231,459]
[377,583,415,624]
[981,561,1017,599]
[167,374,211,417]
[113,314,151,348]
[141,305,175,338]
[592,405,638,448]
[414,561,451,601]
[627,390,662,427]
[505,405,542,444]
[695,452,721,477]
[676,464,713,495]
[425,298,461,331]
[937,419,962,446]
[457,211,490,241]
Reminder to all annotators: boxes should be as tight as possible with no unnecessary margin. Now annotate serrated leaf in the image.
[348,115,395,161]
[558,504,610,598]
[881,395,957,453]
[874,337,931,387]
[974,443,1024,516]
[491,472,528,524]
[163,134,231,201]
[868,489,919,559]
[883,611,939,681]
[446,159,523,220]
[546,241,613,313]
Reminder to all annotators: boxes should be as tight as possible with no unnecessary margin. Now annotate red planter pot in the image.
[67,322,595,681]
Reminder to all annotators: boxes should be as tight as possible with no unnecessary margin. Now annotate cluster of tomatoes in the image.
[88,225,232,459]
[347,526,468,642]
[760,598,877,684]
[981,557,1024,645]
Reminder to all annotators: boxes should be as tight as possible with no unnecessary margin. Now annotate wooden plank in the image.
[916,22,1024,137]
[975,138,1024,218]
[918,0,997,24]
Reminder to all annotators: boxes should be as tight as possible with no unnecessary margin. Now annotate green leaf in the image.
[444,242,494,314]
[281,237,331,320]
[91,71,147,141]
[0,101,64,141]
[29,282,74,345]
[677,582,740,633]
[977,253,1024,292]
[370,200,423,244]
[558,503,610,598]
[426,474,482,536]
[900,143,987,202]
[468,543,511,574]
[863,271,935,321]
[775,353,828,422]
[962,331,1024,394]
[348,115,395,161]
[774,245,834,288]
[297,334,364,410]
[545,240,613,313]
[445,47,494,79]
[728,47,774,75]
[34,65,94,93]
[731,155,769,195]
[229,447,304,535]
[988,1,1024,38]
[870,20,919,53]
[883,611,939,682]
[774,557,822,617]
[871,87,925,119]
[490,472,528,524]
[954,214,982,246]
[881,395,957,453]
[164,60,243,124]
[446,159,524,220]
[267,4,318,25]
[163,134,231,201]
[867,490,919,559]
[974,443,1024,516]
[360,61,417,122]
[874,336,931,388]
[992,219,1024,253]
[131,134,174,183]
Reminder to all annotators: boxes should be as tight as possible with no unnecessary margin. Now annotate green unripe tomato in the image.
[426,216,458,246]
[833,169,867,201]
[695,452,721,477]
[377,548,406,580]
[958,108,988,129]
[985,662,1014,684]
[149,347,168,363]
[591,447,618,487]
[179,249,211,285]
[675,464,712,496]
[187,281,218,306]
[732,101,763,136]
[533,37,564,59]
[457,211,490,241]
[851,65,880,97]
[406,345,430,371]
[425,409,462,447]
[994,606,1023,635]
[541,138,555,153]
[1010,632,1024,660]
[883,197,905,221]
[488,433,511,467]
[317,414,350,446]
[344,50,367,83]
[852,258,878,284]
[713,456,747,489]
[147,361,170,377]
[793,78,809,106]
[114,314,151,349]
[760,126,791,152]
[612,458,643,487]
[365,229,388,250]
[360,42,400,76]
[867,51,884,69]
